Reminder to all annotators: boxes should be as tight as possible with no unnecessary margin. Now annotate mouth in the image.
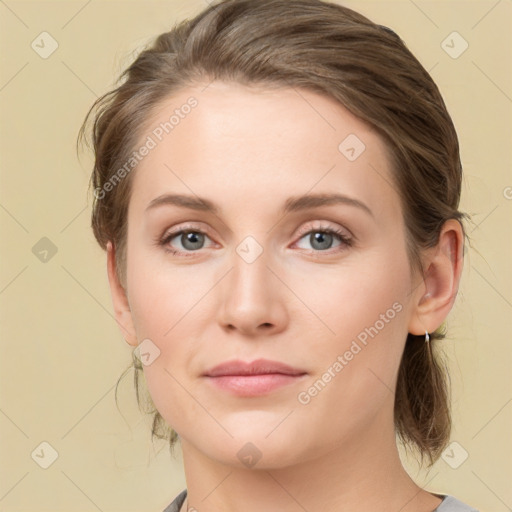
[203,358,307,397]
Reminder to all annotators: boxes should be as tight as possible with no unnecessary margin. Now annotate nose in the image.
[217,248,289,337]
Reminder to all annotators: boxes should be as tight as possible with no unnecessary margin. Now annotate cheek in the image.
[290,248,412,349]
[290,250,412,418]
[125,244,205,338]
[124,251,213,415]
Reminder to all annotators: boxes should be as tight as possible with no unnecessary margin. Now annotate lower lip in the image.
[205,373,306,396]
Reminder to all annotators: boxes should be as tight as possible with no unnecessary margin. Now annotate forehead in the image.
[128,81,400,222]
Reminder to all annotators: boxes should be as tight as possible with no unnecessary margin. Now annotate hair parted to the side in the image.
[78,0,467,467]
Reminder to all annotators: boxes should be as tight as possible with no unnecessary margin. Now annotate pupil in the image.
[183,231,203,250]
[312,232,332,250]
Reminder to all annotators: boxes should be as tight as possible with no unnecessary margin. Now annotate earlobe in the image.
[408,219,464,336]
[106,241,138,346]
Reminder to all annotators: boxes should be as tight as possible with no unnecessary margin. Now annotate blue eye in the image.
[160,229,212,256]
[158,224,352,257]
[295,228,352,252]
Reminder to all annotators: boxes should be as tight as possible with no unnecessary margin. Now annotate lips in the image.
[203,358,307,377]
[203,358,307,397]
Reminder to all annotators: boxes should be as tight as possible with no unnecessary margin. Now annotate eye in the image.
[157,222,353,258]
[159,227,214,256]
[294,224,352,253]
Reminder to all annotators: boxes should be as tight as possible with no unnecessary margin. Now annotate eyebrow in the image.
[145,193,218,213]
[283,193,373,217]
[145,192,373,218]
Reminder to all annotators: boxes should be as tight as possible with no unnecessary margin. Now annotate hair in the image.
[78,0,467,467]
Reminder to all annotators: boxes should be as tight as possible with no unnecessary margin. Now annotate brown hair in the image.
[78,0,466,467]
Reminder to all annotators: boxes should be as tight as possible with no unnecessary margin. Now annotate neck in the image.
[177,409,442,512]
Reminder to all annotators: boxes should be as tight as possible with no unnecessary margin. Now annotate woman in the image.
[79,0,478,510]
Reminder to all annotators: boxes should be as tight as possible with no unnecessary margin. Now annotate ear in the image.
[106,241,138,346]
[408,219,464,336]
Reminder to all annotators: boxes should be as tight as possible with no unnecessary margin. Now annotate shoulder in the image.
[434,494,480,512]
[162,489,187,512]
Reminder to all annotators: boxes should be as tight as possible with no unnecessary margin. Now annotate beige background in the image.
[0,0,511,511]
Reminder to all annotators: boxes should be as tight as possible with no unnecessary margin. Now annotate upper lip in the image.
[203,358,307,377]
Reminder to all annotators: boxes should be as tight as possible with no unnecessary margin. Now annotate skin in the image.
[106,81,464,512]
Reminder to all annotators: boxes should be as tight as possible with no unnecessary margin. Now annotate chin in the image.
[199,429,314,470]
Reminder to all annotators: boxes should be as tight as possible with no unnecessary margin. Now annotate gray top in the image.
[163,489,480,512]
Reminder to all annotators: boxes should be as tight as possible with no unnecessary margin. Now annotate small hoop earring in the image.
[425,330,430,343]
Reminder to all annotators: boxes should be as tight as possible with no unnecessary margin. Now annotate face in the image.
[120,80,422,468]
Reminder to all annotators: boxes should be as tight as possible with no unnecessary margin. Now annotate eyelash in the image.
[157,223,353,258]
